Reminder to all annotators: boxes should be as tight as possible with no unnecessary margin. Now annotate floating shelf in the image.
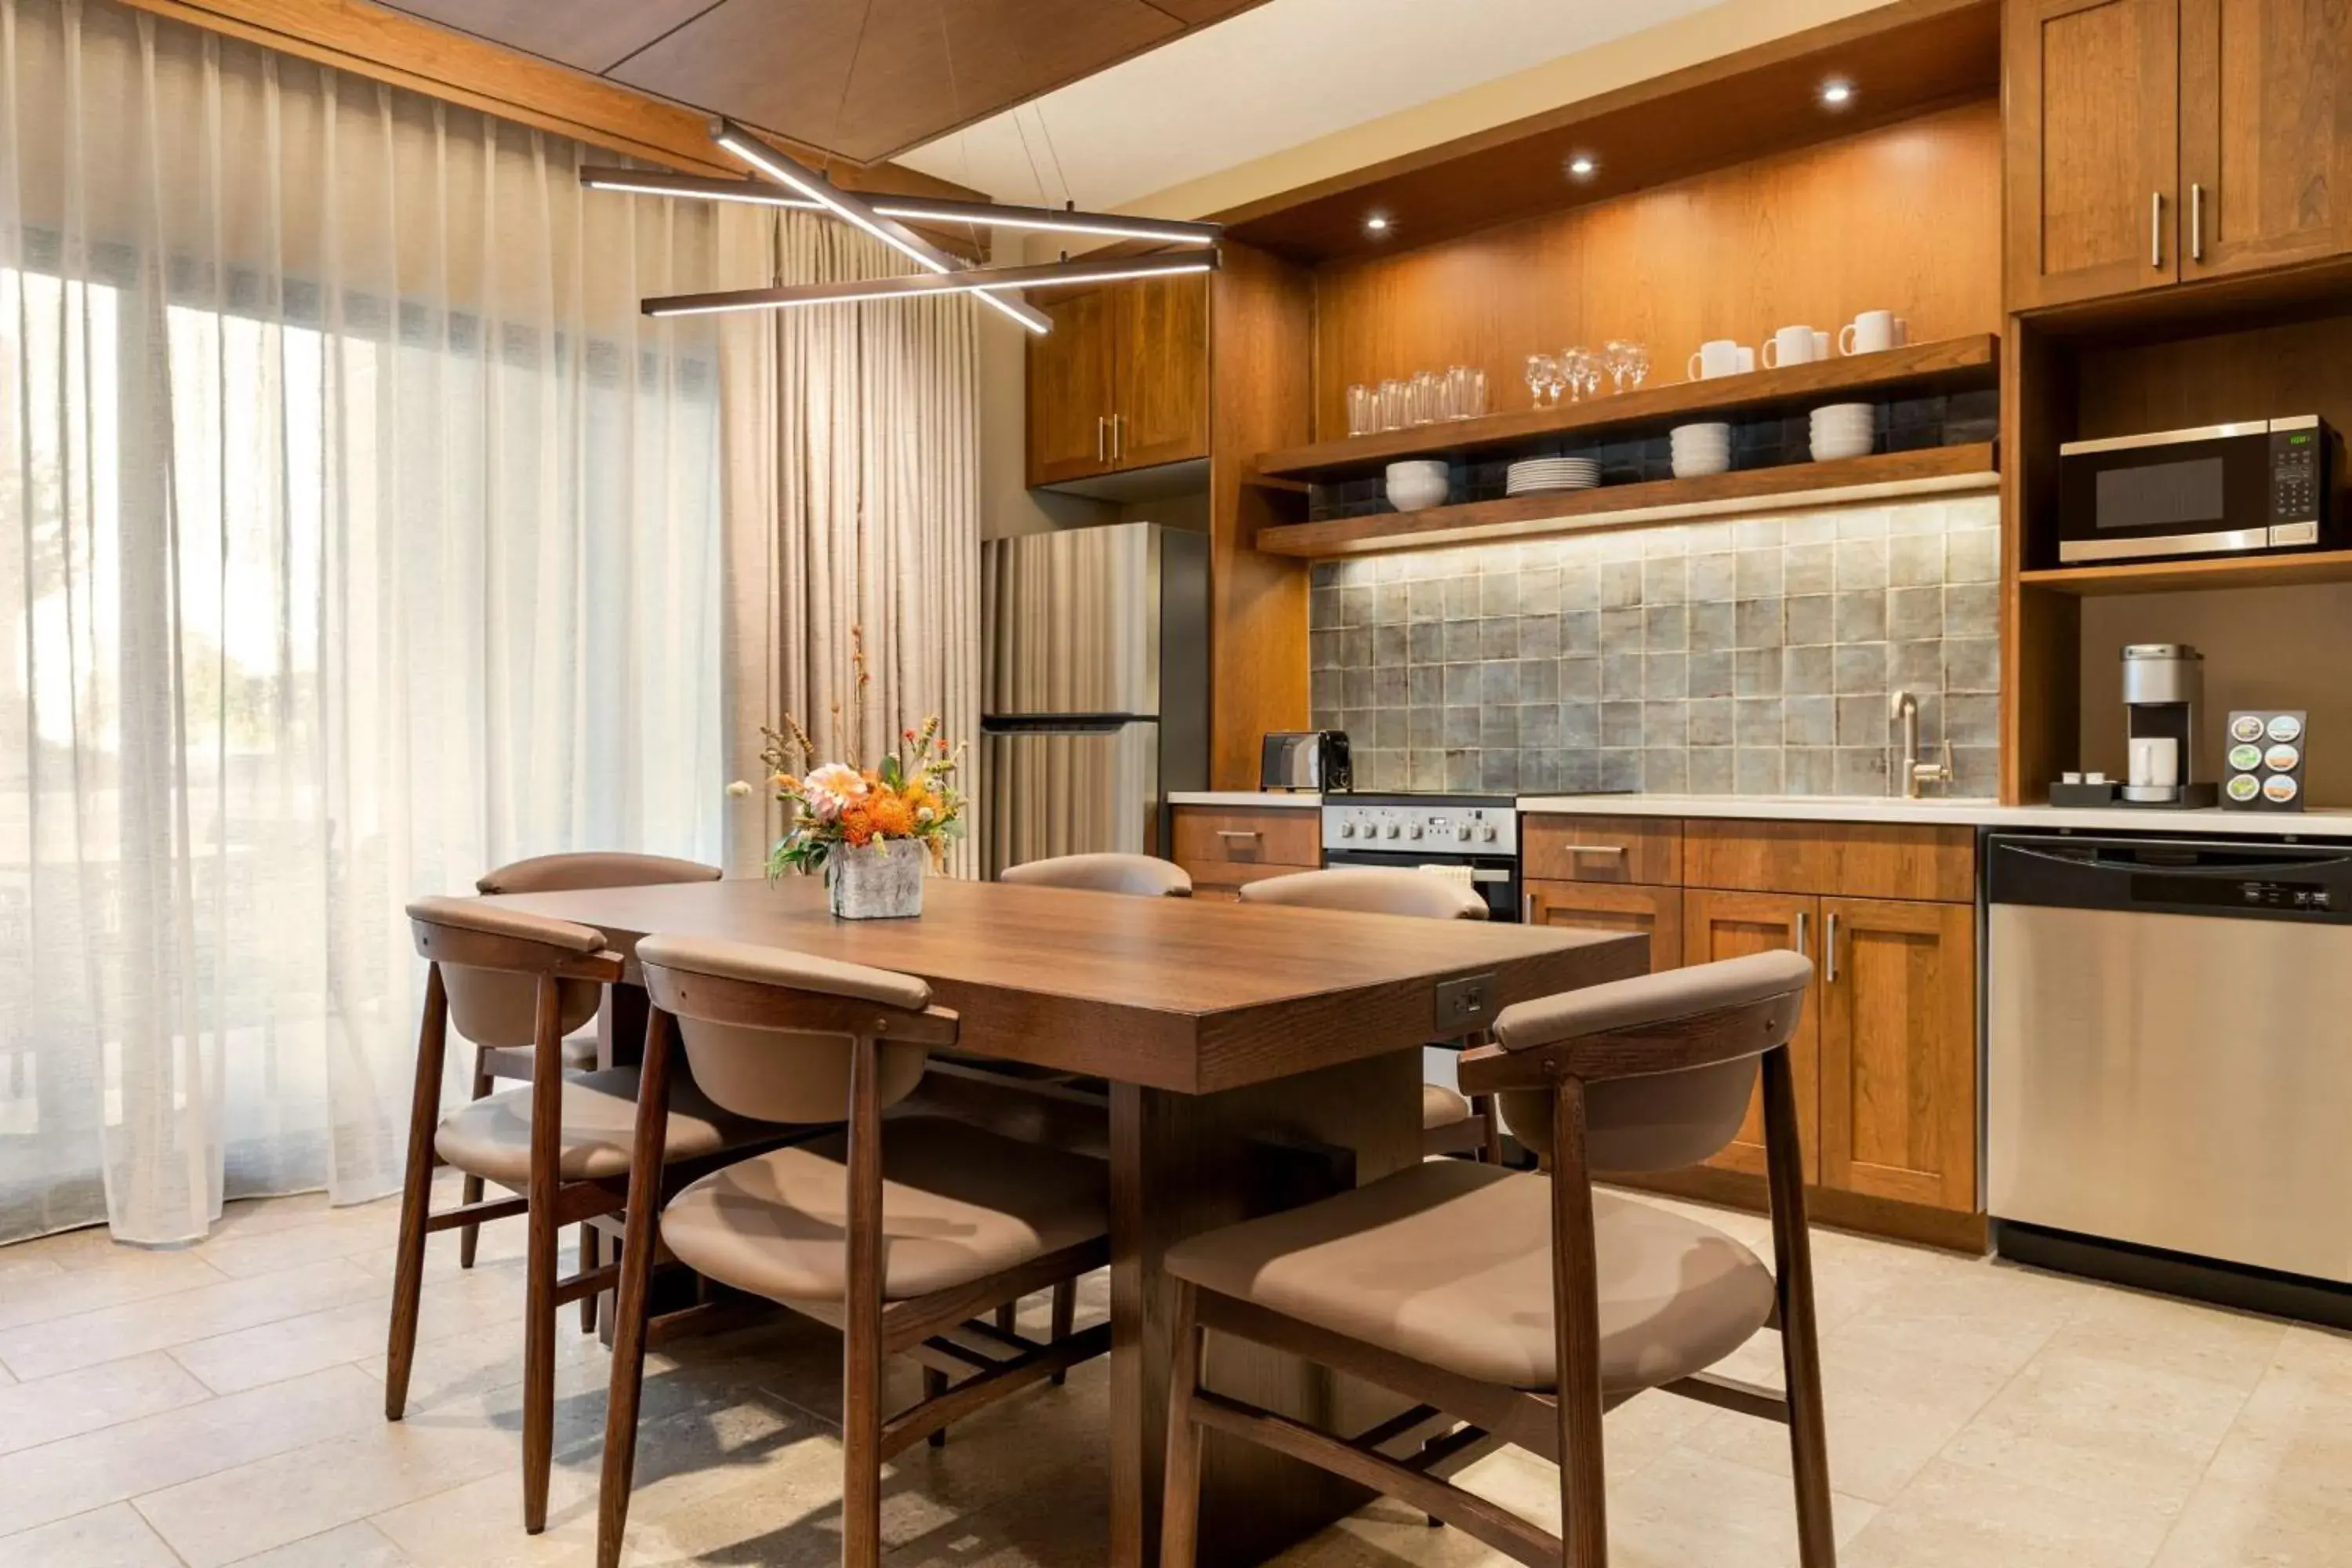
[2018,550,2352,595]
[1254,443,1998,559]
[1252,335,2001,483]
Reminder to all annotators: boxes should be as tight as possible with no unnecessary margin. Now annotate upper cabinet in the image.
[1025,274,1209,488]
[2008,0,2352,310]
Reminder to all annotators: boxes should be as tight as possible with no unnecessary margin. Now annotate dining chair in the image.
[452,852,720,1279]
[385,896,780,1535]
[597,935,1114,1568]
[999,851,1193,897]
[1238,869,1505,1162]
[1155,949,1833,1568]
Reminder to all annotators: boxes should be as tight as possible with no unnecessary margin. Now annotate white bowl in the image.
[1672,449,1732,478]
[1810,435,1875,462]
[1671,421,1731,443]
[1385,460,1450,511]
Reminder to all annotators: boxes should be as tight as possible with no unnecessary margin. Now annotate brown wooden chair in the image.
[1156,949,1833,1568]
[449,852,720,1276]
[999,851,1193,898]
[384,895,781,1535]
[1238,869,1506,1162]
[597,935,1114,1568]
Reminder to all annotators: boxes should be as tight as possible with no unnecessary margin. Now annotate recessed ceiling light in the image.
[1567,155,1598,180]
[1365,213,1391,233]
[1820,79,1854,107]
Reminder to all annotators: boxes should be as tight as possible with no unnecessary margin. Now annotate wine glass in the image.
[1602,340,1634,394]
[1524,353,1557,410]
[1560,347,1595,402]
[1621,342,1650,390]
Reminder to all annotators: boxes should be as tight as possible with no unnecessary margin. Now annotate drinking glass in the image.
[1409,369,1443,426]
[1346,383,1376,437]
[1621,343,1650,390]
[1377,378,1407,430]
[1602,341,1634,394]
[1560,347,1596,402]
[1446,365,1486,419]
[1525,353,1556,410]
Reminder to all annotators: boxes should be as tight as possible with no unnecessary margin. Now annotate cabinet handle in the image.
[1794,909,1809,959]
[1112,413,1124,463]
[2151,191,2165,269]
[1523,891,1536,923]
[1568,844,1626,858]
[1214,829,1261,842]
[1095,415,1106,463]
[2191,182,2205,263]
[1825,911,1840,983]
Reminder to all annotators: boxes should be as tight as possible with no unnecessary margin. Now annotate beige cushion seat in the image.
[1163,1158,1773,1392]
[434,1067,760,1185]
[662,1116,1109,1303]
[1421,1082,1474,1131]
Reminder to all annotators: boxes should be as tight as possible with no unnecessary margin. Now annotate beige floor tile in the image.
[2270,1323,2352,1397]
[0,1357,14,1387]
[221,1519,417,1566]
[1828,1254,2077,1385]
[0,1350,213,1457]
[0,1244,228,1335]
[2045,1285,2289,1392]
[882,1456,1109,1567]
[170,1254,531,1396]
[1941,1346,2250,1515]
[1587,1443,1879,1566]
[0,1502,184,1567]
[194,1208,400,1279]
[0,1255,382,1381]
[2150,1364,2352,1566]
[1843,1456,2172,1568]
[0,1364,379,1539]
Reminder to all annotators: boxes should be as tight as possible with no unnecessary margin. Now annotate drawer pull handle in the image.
[1825,912,1840,983]
[1569,844,1626,858]
[1214,829,1262,841]
[1794,909,1810,959]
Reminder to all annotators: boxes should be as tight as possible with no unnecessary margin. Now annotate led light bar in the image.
[579,168,1221,248]
[641,252,1218,319]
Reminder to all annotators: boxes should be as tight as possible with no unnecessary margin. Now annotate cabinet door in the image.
[1819,898,1978,1211]
[1524,880,1682,978]
[1682,889,1820,1183]
[1026,289,1115,487]
[2006,0,2182,309]
[2180,0,2352,277]
[1112,272,1209,471]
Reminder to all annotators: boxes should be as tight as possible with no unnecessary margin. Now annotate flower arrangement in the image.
[733,630,967,899]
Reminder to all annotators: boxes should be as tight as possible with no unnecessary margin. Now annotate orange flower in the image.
[838,806,875,847]
[866,792,915,838]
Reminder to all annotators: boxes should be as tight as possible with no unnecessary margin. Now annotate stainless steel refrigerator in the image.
[980,521,1208,877]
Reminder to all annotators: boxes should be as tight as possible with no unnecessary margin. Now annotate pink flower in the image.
[802,762,869,821]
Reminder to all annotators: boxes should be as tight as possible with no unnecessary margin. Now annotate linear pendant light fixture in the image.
[597,118,1221,329]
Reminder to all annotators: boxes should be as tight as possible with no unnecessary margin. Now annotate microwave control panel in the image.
[2270,424,2324,532]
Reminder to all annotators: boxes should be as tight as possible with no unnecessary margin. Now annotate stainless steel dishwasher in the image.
[1987,833,2352,1287]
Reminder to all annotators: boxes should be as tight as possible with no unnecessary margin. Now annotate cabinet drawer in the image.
[1685,819,1974,903]
[1170,808,1322,869]
[1522,815,1682,885]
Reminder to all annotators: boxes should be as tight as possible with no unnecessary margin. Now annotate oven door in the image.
[2056,424,2273,564]
[1321,847,1522,922]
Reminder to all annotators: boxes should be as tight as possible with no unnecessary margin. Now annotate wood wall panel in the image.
[1311,100,2003,440]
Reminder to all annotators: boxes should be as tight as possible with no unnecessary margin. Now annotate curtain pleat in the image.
[0,0,728,1244]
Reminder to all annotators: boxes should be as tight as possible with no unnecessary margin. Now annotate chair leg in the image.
[1473,1093,1504,1164]
[1763,1046,1838,1567]
[385,966,450,1422]
[579,1224,601,1334]
[925,1367,949,1448]
[597,1008,677,1568]
[1550,1079,1610,1568]
[842,1035,888,1568]
[459,1047,494,1269]
[994,1299,1018,1335]
[521,977,565,1534]
[1048,1278,1076,1387]
[1157,1281,1204,1568]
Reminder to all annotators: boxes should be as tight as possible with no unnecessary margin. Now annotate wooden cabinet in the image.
[1683,819,1975,903]
[1818,898,1978,1211]
[1682,889,1822,1185]
[1025,275,1208,487]
[1524,880,1682,977]
[2006,0,2352,310]
[1523,815,1682,886]
[1169,804,1320,900]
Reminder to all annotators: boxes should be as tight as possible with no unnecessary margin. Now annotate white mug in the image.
[1686,339,1744,380]
[2129,736,2180,789]
[1839,310,1897,355]
[1737,345,1756,373]
[1812,328,1832,359]
[1761,325,1818,369]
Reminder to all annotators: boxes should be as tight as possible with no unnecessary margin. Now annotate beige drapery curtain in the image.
[714,209,984,879]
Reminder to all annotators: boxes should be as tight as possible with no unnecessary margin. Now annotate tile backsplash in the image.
[1306,495,2001,798]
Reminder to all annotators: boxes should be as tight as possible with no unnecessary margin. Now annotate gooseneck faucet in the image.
[1892,690,1954,798]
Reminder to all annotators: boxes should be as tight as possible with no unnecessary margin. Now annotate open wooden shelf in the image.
[2018,550,2352,596]
[1254,442,1997,559]
[1252,336,1999,483]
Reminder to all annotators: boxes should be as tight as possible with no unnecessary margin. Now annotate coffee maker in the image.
[2121,643,2218,808]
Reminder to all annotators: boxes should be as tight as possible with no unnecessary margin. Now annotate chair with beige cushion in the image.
[596,936,1113,1568]
[384,896,781,1536]
[450,853,721,1274]
[1156,949,1834,1568]
[1239,869,1504,1162]
[1000,850,1192,898]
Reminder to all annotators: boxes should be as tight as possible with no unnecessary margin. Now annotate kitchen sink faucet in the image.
[1892,689,1954,798]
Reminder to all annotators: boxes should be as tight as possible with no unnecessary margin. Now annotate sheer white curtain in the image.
[0,0,728,1245]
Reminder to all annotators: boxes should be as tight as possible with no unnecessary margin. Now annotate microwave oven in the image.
[2056,416,2336,565]
[1259,731,1350,793]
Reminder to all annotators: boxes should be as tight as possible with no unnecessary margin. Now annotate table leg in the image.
[1109,1051,1421,1568]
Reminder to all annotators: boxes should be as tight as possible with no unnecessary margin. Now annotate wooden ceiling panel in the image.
[604,0,873,155]
[1135,0,1266,24]
[380,0,719,75]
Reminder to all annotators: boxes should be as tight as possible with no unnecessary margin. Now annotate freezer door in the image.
[982,722,1161,878]
[982,523,1161,717]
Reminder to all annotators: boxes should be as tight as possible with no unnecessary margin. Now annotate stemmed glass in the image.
[1560,347,1599,402]
[1619,343,1650,390]
[1602,341,1634,394]
[1525,353,1558,409]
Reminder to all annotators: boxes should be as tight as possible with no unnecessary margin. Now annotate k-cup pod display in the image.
[2225,709,2307,811]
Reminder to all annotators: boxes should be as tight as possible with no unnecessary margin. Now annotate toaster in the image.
[1259,731,1351,793]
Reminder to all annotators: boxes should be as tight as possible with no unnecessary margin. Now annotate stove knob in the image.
[1383,822,1401,839]
[1406,823,1424,840]
[1479,823,1499,843]
[1338,820,1355,839]
[1455,823,1472,841]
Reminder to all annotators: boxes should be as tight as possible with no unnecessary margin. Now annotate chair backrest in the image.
[1489,950,1814,1172]
[1000,852,1193,898]
[1236,868,1487,921]
[405,895,612,1048]
[475,851,721,895]
[633,935,951,1124]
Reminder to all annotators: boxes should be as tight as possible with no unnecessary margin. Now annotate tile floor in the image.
[0,1174,2347,1566]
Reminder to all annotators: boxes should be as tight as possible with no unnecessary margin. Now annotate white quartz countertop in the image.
[1515,793,2352,839]
[1166,791,1322,808]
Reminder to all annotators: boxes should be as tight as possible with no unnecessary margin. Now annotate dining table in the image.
[477,872,1645,1566]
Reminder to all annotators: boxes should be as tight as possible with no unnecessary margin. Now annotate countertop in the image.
[1167,791,1322,808]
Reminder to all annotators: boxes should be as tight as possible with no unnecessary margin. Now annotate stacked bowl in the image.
[1385,459,1450,512]
[1669,422,1731,478]
[1505,456,1599,495]
[1809,403,1875,461]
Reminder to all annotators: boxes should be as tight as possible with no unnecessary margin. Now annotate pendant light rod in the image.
[579,167,1221,249]
[641,251,1218,319]
[705,118,1053,335]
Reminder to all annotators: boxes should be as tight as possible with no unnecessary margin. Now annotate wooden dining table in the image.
[479,873,1644,1566]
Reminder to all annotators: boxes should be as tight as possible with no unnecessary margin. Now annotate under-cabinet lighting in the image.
[1820,79,1855,107]
[1567,155,1598,179]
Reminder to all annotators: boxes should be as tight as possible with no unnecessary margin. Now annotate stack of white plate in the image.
[1809,403,1875,461]
[1669,422,1731,478]
[1506,456,1599,495]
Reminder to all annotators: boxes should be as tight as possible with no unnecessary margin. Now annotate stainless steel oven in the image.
[1319,794,1520,921]
[2056,416,2336,565]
